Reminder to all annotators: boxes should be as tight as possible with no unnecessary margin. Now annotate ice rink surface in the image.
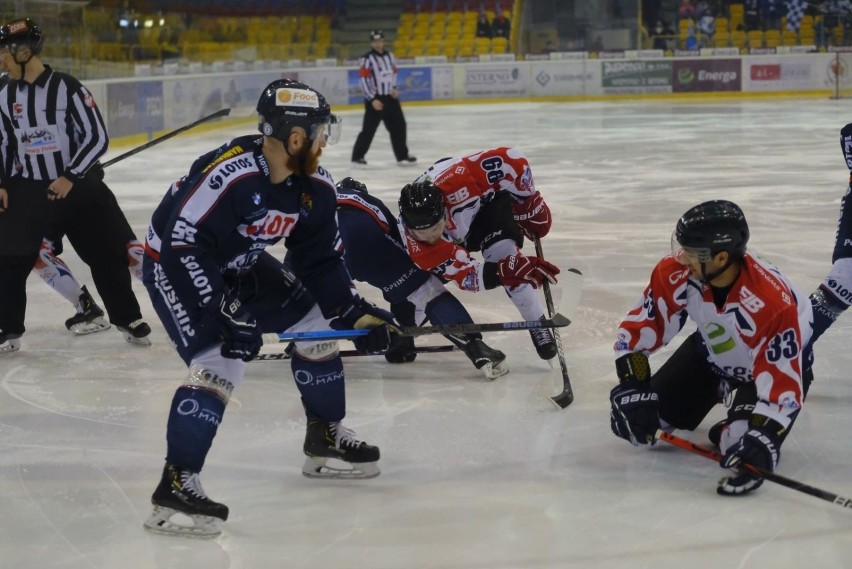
[2,98,852,568]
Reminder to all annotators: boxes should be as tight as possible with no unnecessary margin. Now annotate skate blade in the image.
[0,342,21,355]
[69,319,111,336]
[302,456,380,480]
[143,506,222,539]
[121,332,152,347]
[482,360,510,380]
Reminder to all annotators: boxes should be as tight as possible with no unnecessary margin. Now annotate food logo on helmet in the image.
[275,88,319,109]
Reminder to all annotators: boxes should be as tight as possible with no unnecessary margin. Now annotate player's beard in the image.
[286,142,322,176]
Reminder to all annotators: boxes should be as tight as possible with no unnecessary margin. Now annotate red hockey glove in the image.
[512,191,552,239]
[497,254,560,288]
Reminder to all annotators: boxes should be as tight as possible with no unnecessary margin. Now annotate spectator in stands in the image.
[476,11,492,38]
[652,19,673,50]
[745,0,761,31]
[695,2,716,44]
[761,0,782,30]
[492,11,511,39]
[678,0,696,20]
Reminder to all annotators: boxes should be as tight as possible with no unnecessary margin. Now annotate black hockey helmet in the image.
[335,176,368,194]
[0,18,44,55]
[256,78,341,145]
[674,200,749,261]
[370,30,385,41]
[399,180,445,230]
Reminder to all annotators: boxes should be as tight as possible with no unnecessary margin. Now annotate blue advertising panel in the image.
[347,67,433,103]
[107,81,164,138]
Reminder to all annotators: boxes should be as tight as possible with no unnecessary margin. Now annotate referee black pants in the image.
[50,178,143,328]
[0,177,50,335]
[351,96,410,162]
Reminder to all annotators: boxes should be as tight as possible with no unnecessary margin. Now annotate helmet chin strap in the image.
[699,257,733,284]
[12,47,33,80]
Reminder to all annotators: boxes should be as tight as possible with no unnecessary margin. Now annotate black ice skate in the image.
[143,464,229,538]
[303,419,380,479]
[116,319,152,346]
[529,317,558,360]
[0,331,21,355]
[64,286,110,335]
[460,338,509,380]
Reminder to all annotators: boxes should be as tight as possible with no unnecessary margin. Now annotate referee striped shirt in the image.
[0,65,108,185]
[358,49,397,100]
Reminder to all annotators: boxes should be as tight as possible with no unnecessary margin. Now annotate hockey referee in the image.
[0,17,150,354]
[351,30,416,167]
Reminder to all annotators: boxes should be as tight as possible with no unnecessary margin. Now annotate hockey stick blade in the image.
[535,238,577,409]
[264,314,571,344]
[255,344,457,361]
[102,108,232,169]
[657,430,852,510]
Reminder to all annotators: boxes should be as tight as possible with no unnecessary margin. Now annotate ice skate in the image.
[117,319,152,346]
[0,332,21,355]
[64,286,110,335]
[143,464,229,539]
[529,317,558,360]
[461,338,509,380]
[303,419,380,479]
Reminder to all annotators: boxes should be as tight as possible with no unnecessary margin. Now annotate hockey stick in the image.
[262,313,570,344]
[534,237,576,409]
[101,108,232,169]
[255,344,457,361]
[657,430,852,510]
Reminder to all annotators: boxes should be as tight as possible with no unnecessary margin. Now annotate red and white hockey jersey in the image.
[399,147,539,291]
[615,252,813,428]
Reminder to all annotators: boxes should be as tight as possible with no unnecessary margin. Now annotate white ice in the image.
[2,99,852,569]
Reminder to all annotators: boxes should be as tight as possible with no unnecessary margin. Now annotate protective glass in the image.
[410,215,447,244]
[670,231,712,264]
[310,114,342,145]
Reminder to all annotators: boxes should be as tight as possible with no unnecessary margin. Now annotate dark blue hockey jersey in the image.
[144,134,353,318]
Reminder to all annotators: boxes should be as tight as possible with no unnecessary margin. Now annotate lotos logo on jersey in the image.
[276,88,319,108]
[208,156,254,190]
[244,211,298,239]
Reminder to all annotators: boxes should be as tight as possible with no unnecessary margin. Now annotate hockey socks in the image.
[291,352,346,422]
[165,383,228,473]
[810,286,848,343]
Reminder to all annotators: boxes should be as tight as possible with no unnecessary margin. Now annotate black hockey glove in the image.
[212,292,262,362]
[332,296,399,355]
[718,415,784,496]
[609,352,659,446]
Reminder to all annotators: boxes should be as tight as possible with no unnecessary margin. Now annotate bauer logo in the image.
[276,88,319,108]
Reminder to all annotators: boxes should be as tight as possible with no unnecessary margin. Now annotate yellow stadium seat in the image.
[715,17,729,33]
[781,30,797,45]
[764,29,780,47]
[747,30,763,48]
[731,30,746,48]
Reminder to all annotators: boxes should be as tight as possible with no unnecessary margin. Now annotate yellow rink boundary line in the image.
[108,88,837,151]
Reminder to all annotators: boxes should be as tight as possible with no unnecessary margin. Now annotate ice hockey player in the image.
[807,122,852,349]
[140,79,396,538]
[335,176,508,379]
[609,200,813,496]
[397,148,561,360]
[34,232,144,335]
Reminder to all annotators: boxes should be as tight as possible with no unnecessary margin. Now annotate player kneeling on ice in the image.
[140,79,396,538]
[609,200,813,496]
[334,176,508,379]
[397,148,561,361]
